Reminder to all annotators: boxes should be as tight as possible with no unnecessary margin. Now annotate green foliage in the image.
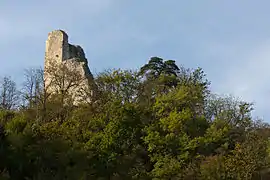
[0,56,269,179]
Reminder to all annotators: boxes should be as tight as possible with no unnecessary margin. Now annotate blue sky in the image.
[1,0,270,121]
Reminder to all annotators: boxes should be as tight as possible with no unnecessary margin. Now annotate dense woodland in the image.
[0,57,270,179]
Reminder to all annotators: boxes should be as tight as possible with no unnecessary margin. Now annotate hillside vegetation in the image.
[0,57,269,179]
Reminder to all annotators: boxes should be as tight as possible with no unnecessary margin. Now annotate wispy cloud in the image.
[1,1,270,121]
[213,41,270,119]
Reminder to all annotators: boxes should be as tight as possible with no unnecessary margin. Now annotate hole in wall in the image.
[56,55,59,58]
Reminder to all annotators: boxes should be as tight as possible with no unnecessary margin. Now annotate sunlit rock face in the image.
[44,30,94,104]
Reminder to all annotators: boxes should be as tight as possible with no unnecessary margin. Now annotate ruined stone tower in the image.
[44,30,93,104]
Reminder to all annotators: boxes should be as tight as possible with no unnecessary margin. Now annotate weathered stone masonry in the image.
[44,30,93,104]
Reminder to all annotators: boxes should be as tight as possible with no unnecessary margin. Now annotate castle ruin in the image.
[44,30,93,104]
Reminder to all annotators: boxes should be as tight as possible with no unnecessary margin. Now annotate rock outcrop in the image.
[44,30,93,104]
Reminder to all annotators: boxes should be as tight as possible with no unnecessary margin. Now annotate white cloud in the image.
[0,0,269,121]
[216,41,270,120]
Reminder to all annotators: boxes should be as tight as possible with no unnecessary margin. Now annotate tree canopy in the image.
[0,57,269,179]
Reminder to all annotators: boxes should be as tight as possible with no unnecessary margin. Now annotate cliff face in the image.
[44,30,93,104]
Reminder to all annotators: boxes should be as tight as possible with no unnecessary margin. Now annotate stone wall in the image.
[44,30,93,104]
